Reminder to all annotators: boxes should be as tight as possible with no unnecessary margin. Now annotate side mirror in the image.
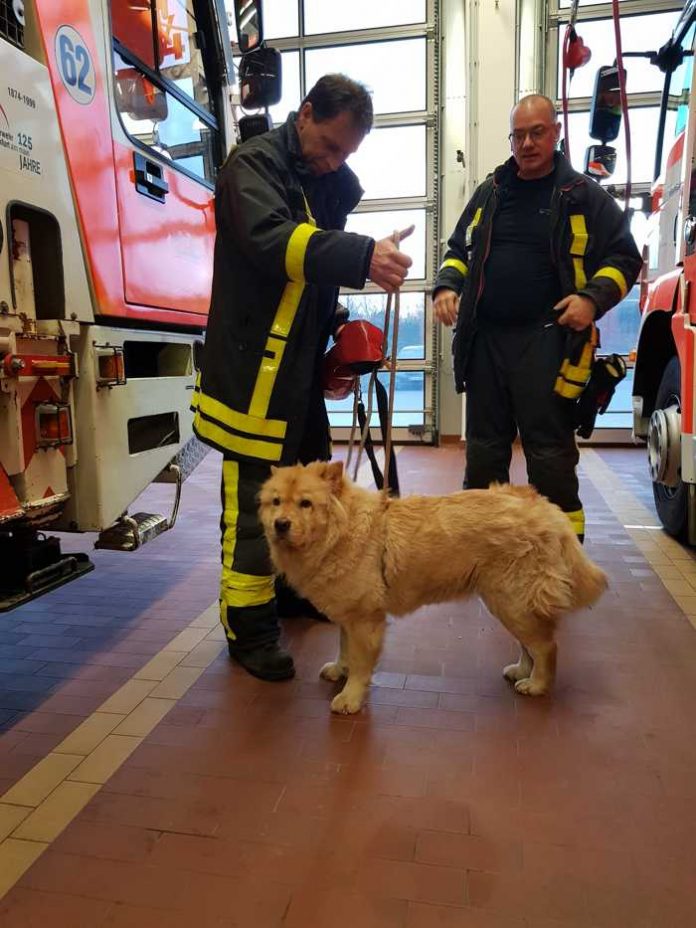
[584,144,617,180]
[589,64,625,143]
[238,46,282,110]
[234,0,263,54]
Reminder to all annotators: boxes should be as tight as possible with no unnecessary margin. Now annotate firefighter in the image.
[193,75,412,681]
[433,94,641,542]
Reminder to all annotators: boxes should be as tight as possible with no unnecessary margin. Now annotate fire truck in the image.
[0,0,273,608]
[618,0,696,541]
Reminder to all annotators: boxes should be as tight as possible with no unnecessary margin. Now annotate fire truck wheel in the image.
[650,356,687,540]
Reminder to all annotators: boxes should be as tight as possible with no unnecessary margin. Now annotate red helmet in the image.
[322,320,384,400]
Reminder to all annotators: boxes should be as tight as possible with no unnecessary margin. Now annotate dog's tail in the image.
[562,532,608,611]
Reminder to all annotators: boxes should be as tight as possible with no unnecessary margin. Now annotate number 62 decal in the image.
[54,25,95,105]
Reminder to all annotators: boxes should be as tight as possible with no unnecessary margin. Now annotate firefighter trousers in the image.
[464,321,585,541]
[219,384,331,649]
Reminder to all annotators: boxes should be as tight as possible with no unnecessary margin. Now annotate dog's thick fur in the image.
[259,461,607,714]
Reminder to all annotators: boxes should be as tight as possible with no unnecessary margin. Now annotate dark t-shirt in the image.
[477,169,562,326]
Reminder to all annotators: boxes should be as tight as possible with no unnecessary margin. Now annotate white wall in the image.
[438,0,518,438]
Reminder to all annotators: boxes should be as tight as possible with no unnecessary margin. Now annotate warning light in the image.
[36,403,73,447]
[95,347,126,387]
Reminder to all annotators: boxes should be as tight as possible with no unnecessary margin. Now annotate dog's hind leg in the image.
[503,646,533,684]
[512,627,557,696]
[320,626,349,682]
[331,616,385,715]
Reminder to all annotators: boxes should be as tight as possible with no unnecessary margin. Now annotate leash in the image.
[381,228,402,497]
[346,229,402,496]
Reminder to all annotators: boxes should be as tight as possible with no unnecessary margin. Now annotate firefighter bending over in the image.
[193,75,412,681]
[433,94,641,542]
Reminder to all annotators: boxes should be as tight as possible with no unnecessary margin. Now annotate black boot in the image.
[275,577,330,622]
[224,601,295,681]
[227,640,295,681]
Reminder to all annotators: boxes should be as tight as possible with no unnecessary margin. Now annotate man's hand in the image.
[369,225,415,293]
[433,288,459,326]
[554,294,597,331]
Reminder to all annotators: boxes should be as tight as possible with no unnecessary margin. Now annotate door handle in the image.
[684,215,696,247]
[133,152,169,203]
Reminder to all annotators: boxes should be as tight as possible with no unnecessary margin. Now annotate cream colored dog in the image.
[259,461,607,714]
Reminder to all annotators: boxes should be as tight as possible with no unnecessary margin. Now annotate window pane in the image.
[305,39,426,114]
[269,50,300,124]
[114,51,217,183]
[111,0,156,68]
[348,126,426,200]
[304,0,425,35]
[340,292,425,349]
[264,0,299,40]
[566,106,676,185]
[592,368,634,429]
[597,285,640,356]
[327,372,424,427]
[156,0,211,113]
[556,12,680,98]
[590,204,646,429]
[345,209,426,279]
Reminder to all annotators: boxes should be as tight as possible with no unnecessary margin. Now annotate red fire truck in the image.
[625,1,696,541]
[0,0,270,608]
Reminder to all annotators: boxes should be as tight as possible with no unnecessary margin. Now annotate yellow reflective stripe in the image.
[248,335,288,420]
[440,257,469,277]
[566,508,585,536]
[569,214,588,290]
[271,280,304,338]
[465,207,483,246]
[593,265,628,299]
[221,459,239,569]
[569,214,588,255]
[554,324,597,398]
[195,390,286,440]
[573,257,587,290]
[248,270,307,420]
[219,599,233,638]
[194,412,283,461]
[285,223,318,283]
[562,362,592,384]
[555,381,583,399]
[220,574,275,609]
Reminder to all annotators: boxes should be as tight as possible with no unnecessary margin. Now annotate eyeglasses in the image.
[508,125,553,145]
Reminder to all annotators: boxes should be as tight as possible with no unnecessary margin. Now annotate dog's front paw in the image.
[330,688,364,715]
[320,661,347,682]
[514,678,549,697]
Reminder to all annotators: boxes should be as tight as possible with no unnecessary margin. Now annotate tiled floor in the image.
[1,445,696,927]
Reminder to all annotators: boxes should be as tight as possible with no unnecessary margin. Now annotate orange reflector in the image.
[96,348,126,386]
[36,404,73,447]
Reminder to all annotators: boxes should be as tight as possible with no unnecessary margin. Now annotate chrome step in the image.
[95,464,182,552]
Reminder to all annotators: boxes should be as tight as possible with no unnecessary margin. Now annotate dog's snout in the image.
[274,518,291,535]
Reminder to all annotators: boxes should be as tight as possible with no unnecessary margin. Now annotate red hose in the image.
[612,0,631,207]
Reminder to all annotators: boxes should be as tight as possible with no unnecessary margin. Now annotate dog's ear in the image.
[324,460,344,494]
[270,465,278,475]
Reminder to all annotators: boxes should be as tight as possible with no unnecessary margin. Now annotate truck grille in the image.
[0,0,24,50]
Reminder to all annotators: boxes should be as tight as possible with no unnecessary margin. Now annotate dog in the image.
[259,461,607,714]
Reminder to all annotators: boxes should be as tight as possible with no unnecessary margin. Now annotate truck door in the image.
[108,0,224,319]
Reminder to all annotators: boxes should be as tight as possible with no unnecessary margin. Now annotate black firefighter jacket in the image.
[193,114,374,464]
[433,152,642,393]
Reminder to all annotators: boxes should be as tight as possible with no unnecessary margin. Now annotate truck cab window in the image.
[109,0,220,185]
